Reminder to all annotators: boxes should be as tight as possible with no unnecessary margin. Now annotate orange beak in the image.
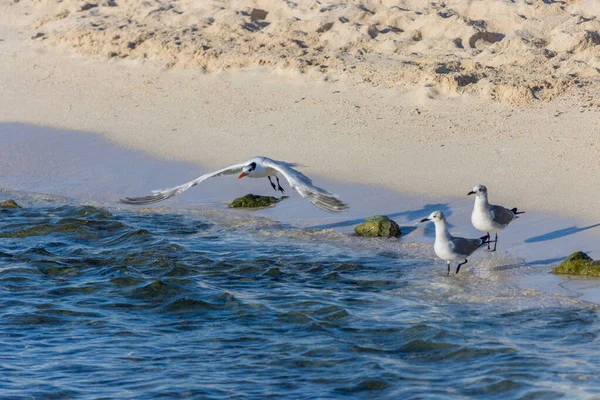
[238,172,247,179]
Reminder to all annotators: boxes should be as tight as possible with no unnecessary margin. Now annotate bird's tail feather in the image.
[511,207,525,217]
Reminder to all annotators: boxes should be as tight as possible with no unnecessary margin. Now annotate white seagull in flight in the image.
[120,156,349,213]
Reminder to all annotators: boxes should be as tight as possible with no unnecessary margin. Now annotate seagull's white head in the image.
[238,161,259,179]
[420,210,445,224]
[467,184,487,198]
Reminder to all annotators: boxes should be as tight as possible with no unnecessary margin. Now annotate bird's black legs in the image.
[267,176,277,192]
[492,233,498,252]
[447,261,451,276]
[456,259,468,274]
[275,176,285,194]
[267,176,285,193]
[487,232,491,250]
[267,176,285,194]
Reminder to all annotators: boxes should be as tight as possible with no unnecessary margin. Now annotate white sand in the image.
[0,2,599,222]
[5,0,600,105]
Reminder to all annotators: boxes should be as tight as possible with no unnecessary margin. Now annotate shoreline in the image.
[1,121,600,306]
[1,122,600,306]
[1,121,599,261]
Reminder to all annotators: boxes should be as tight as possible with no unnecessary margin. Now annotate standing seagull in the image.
[420,211,490,275]
[120,156,349,212]
[468,184,524,252]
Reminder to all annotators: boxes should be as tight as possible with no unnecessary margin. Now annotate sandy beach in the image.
[1,0,599,219]
[3,3,600,397]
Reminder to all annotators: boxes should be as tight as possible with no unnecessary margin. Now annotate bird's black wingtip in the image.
[118,194,168,205]
[119,197,139,205]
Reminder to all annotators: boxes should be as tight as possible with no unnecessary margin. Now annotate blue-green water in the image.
[1,200,599,399]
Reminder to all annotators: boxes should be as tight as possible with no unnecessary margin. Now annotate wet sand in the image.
[1,123,599,303]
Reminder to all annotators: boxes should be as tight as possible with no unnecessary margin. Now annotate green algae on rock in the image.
[552,251,600,277]
[228,194,286,208]
[354,215,401,238]
[0,199,21,209]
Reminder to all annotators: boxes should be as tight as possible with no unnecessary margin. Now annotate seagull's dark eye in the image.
[249,162,257,171]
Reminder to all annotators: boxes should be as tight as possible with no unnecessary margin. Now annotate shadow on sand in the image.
[525,223,600,244]
[493,256,569,271]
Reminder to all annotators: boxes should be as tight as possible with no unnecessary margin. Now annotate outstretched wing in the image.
[262,159,349,212]
[490,205,515,227]
[120,162,248,205]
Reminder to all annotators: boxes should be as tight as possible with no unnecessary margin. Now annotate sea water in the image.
[0,197,599,399]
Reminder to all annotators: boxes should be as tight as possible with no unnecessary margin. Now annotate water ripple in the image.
[0,202,599,398]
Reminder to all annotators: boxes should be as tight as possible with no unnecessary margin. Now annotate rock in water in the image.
[0,200,21,209]
[552,251,600,277]
[354,215,401,238]
[228,194,285,208]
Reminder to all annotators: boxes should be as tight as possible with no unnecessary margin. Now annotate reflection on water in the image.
[0,196,599,399]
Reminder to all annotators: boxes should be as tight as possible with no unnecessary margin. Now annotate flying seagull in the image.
[468,184,524,252]
[120,156,349,213]
[420,211,490,275]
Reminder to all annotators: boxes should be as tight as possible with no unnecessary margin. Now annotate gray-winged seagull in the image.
[420,211,490,275]
[468,184,524,251]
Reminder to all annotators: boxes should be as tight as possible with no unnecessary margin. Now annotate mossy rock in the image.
[0,200,20,209]
[552,251,600,277]
[228,194,286,208]
[354,215,401,238]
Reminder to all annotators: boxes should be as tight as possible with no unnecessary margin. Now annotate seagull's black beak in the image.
[467,191,475,196]
[419,217,430,223]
